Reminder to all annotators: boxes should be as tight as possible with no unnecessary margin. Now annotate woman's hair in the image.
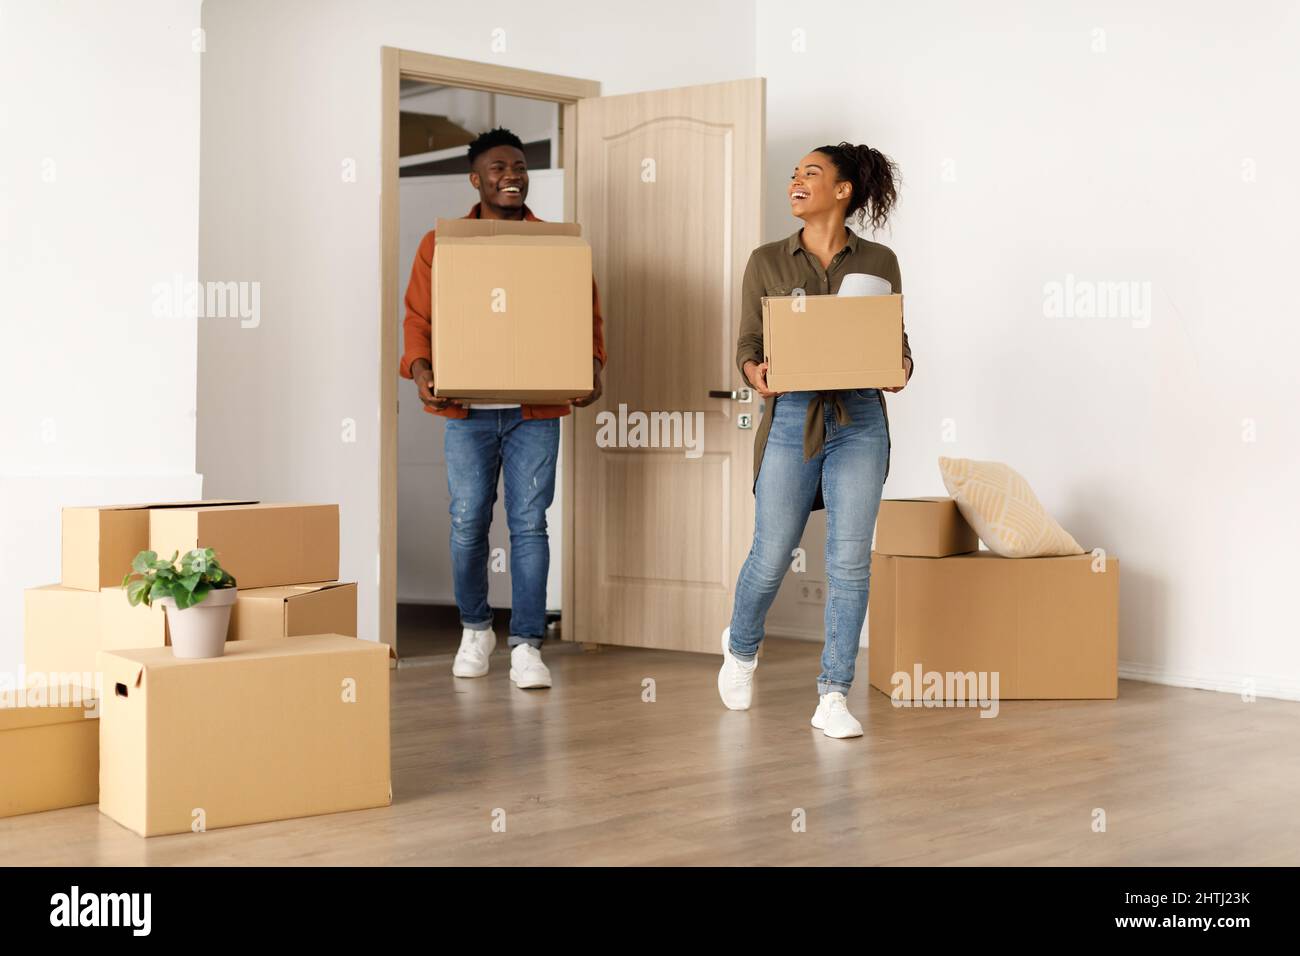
[813,142,899,232]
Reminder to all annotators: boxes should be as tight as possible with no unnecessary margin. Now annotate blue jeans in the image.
[728,389,889,694]
[444,409,559,647]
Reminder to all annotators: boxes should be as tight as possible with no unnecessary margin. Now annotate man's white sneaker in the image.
[509,643,552,689]
[717,627,757,711]
[811,692,863,738]
[452,627,496,678]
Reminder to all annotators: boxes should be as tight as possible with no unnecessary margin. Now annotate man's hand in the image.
[410,359,459,410]
[744,360,780,399]
[572,359,604,408]
[883,356,913,394]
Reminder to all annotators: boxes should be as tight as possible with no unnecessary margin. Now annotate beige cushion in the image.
[938,457,1084,558]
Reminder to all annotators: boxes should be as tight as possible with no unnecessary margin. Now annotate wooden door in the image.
[572,79,765,653]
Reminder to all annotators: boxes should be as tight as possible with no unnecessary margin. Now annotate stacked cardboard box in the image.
[869,497,1119,700]
[99,636,390,836]
[11,499,370,824]
[25,501,257,680]
[0,686,99,819]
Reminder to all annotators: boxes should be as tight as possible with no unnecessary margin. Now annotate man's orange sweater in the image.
[400,202,607,419]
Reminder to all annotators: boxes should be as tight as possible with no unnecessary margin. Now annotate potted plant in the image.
[123,548,238,659]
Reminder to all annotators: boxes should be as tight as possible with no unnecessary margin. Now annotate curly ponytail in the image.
[814,142,899,233]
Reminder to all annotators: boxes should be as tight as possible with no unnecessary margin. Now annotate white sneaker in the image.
[452,627,496,678]
[509,643,552,689]
[717,627,757,711]
[811,692,863,738]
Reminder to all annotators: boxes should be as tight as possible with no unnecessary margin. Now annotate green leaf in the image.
[191,582,212,606]
[125,578,149,607]
[179,571,201,592]
[132,550,157,574]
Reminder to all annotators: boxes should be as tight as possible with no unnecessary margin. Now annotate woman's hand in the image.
[744,360,780,399]
[883,356,913,394]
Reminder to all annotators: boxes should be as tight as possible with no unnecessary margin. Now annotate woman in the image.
[718,142,913,738]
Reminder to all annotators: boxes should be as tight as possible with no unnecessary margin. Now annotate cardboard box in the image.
[61,500,256,591]
[23,585,167,682]
[229,582,357,641]
[868,551,1119,700]
[149,503,339,590]
[98,635,391,837]
[0,689,99,818]
[763,294,905,391]
[432,218,593,403]
[99,586,170,651]
[875,497,979,557]
[399,111,475,157]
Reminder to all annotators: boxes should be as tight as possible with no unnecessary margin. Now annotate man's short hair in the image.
[467,127,526,165]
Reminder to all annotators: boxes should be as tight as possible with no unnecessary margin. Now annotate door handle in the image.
[708,387,753,403]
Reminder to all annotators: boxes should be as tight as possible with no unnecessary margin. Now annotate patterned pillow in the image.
[938,457,1085,558]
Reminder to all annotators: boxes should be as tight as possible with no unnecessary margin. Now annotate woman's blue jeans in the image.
[444,409,559,647]
[728,389,889,694]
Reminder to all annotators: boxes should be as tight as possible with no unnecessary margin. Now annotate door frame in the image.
[378,47,600,652]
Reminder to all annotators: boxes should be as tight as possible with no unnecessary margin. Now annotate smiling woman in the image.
[721,140,913,739]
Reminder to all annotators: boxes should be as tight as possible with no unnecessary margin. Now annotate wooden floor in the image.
[3,637,1298,865]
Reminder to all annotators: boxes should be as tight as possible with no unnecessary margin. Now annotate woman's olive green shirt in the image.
[735,227,913,510]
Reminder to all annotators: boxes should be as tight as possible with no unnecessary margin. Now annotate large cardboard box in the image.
[875,497,979,557]
[432,218,593,403]
[0,689,99,818]
[149,503,339,590]
[868,551,1119,700]
[98,635,391,837]
[24,585,167,681]
[763,294,905,391]
[61,500,256,591]
[229,582,357,641]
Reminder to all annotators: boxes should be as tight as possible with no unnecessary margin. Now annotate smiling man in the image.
[400,127,606,689]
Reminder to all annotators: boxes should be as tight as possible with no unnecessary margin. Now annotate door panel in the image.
[574,79,765,653]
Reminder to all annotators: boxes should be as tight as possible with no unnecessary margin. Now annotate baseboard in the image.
[763,626,1300,703]
[1118,660,1300,703]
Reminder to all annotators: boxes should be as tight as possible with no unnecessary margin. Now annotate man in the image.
[400,127,606,689]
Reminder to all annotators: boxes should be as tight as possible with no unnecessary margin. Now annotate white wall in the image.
[197,0,758,645]
[0,0,204,676]
[757,0,1300,698]
[397,168,564,611]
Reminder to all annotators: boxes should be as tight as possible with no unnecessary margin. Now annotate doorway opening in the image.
[395,84,565,659]
[379,50,600,659]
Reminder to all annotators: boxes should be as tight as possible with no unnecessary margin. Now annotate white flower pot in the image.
[160,587,237,659]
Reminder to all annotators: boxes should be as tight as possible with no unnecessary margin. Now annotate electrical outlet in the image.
[797,581,826,605]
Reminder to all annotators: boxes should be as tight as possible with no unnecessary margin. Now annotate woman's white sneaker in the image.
[717,628,758,710]
[452,627,496,678]
[510,643,552,689]
[811,692,863,738]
